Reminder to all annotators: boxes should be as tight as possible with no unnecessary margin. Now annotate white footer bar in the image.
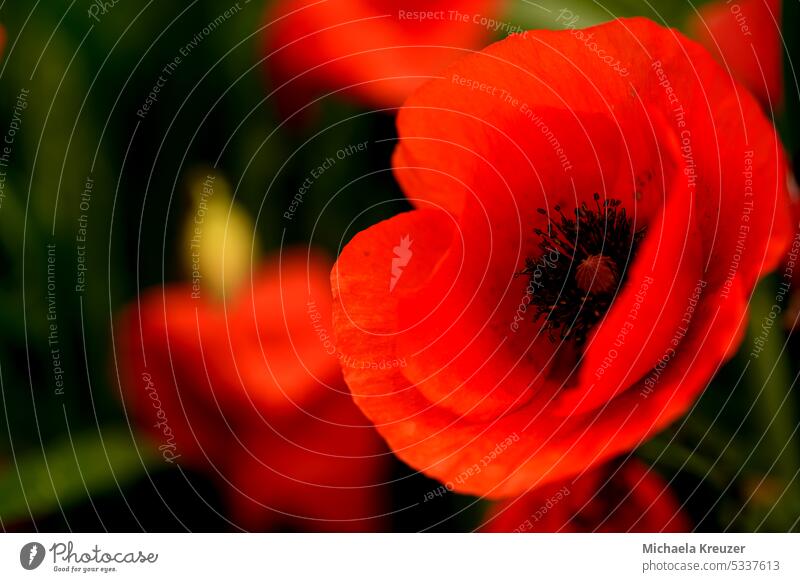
[1,533,797,581]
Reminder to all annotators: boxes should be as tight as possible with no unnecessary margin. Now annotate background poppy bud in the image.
[482,460,690,532]
[689,0,782,111]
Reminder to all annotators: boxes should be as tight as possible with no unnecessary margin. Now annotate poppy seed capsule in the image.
[576,254,618,294]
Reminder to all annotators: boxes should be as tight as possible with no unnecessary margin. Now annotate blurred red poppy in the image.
[116,250,388,531]
[481,460,690,532]
[263,0,505,111]
[332,18,790,498]
[689,0,782,110]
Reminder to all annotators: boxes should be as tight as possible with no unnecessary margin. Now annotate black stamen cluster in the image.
[519,194,646,345]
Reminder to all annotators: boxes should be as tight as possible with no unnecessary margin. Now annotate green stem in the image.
[745,283,800,481]
[638,438,732,491]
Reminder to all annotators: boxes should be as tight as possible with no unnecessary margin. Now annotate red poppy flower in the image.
[116,250,388,531]
[263,0,506,110]
[689,0,782,110]
[481,460,690,532]
[332,18,791,498]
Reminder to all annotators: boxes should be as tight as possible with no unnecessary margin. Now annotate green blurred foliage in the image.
[507,0,714,30]
[0,428,155,526]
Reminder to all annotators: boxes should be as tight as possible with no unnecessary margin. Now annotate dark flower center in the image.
[520,194,645,345]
